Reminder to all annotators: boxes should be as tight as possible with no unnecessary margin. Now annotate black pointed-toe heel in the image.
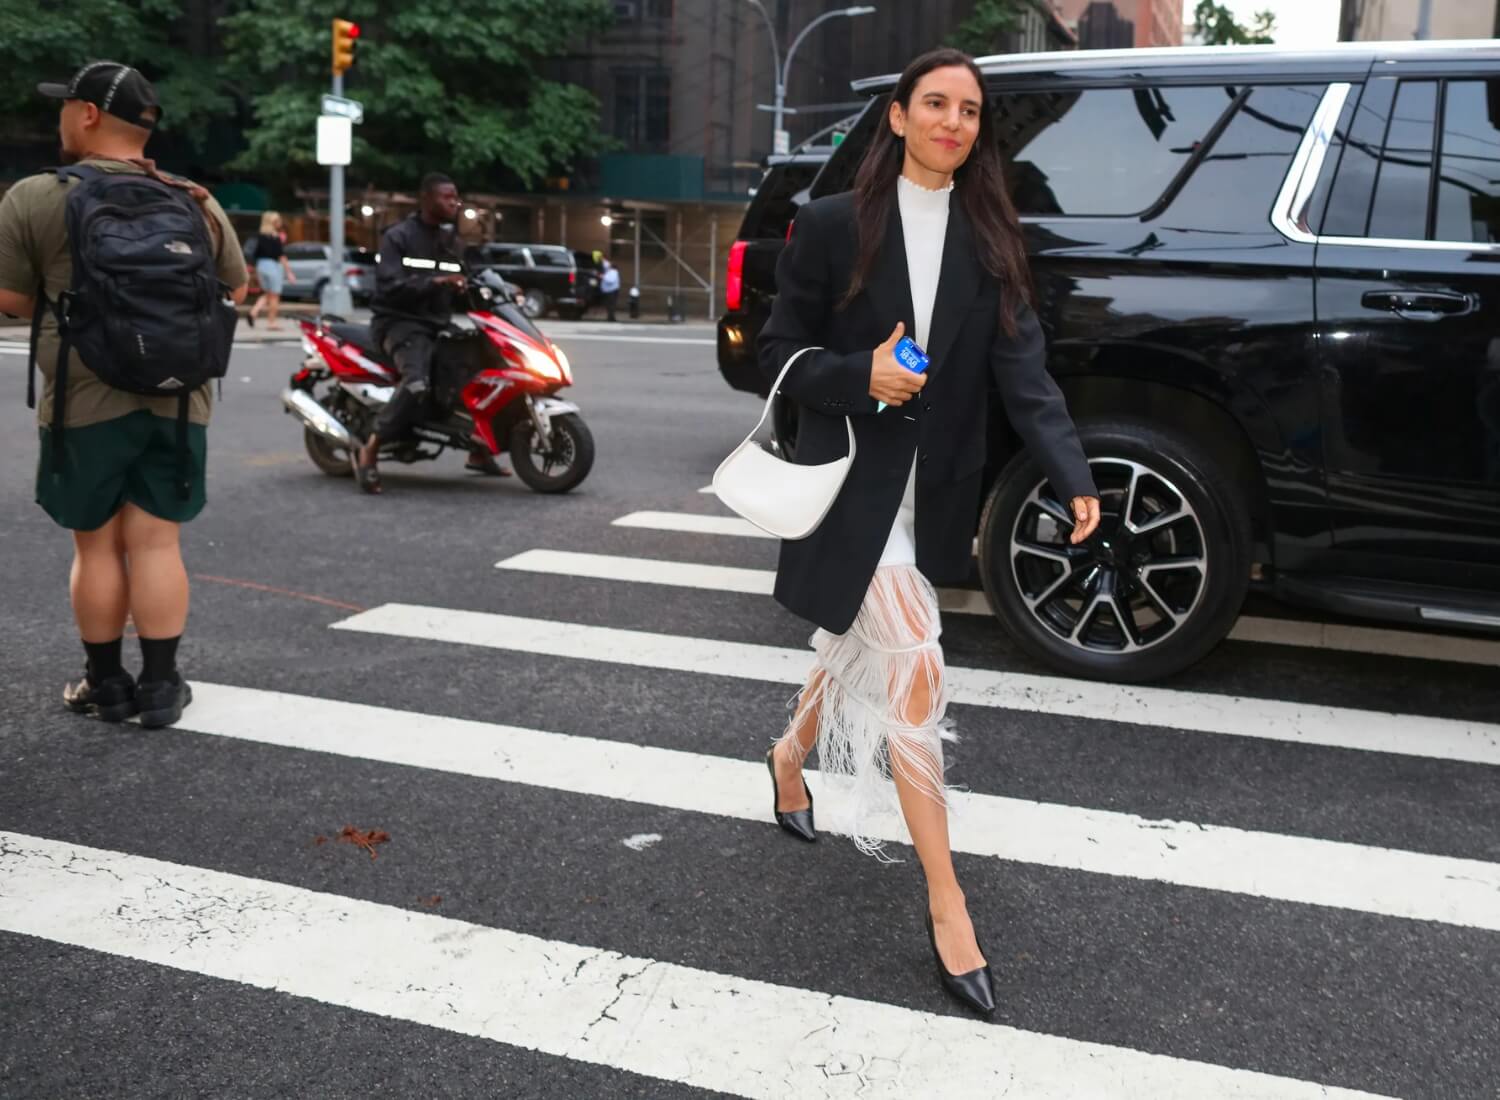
[925,910,997,1015]
[766,748,816,843]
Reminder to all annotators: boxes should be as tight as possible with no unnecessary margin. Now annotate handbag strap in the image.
[743,346,856,454]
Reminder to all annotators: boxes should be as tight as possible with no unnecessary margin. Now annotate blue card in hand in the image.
[878,336,929,412]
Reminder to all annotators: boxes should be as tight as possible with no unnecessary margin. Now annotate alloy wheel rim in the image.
[1007,457,1209,655]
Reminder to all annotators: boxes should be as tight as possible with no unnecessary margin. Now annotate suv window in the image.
[1435,79,1500,245]
[1162,84,1323,230]
[1321,76,1500,244]
[530,248,574,268]
[991,86,1235,216]
[286,243,326,260]
[477,245,529,266]
[1368,80,1438,240]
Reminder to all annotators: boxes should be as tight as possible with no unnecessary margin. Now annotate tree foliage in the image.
[1192,1,1276,45]
[0,0,231,148]
[222,0,614,190]
[948,0,1038,56]
[0,0,614,192]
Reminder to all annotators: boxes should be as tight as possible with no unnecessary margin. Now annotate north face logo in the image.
[157,377,184,389]
[164,240,193,255]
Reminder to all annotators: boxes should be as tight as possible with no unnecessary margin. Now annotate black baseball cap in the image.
[38,62,161,131]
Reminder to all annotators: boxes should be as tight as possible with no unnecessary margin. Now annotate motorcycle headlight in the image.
[518,341,563,382]
[551,343,572,384]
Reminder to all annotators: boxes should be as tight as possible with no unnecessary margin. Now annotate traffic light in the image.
[331,18,359,76]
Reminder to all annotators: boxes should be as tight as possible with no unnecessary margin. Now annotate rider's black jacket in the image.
[371,213,468,327]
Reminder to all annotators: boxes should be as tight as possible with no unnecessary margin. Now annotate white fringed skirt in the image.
[776,562,954,860]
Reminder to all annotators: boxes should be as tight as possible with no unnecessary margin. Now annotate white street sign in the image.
[320,94,364,124]
[773,128,790,156]
[316,115,352,166]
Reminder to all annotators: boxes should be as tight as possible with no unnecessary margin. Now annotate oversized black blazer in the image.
[757,189,1097,635]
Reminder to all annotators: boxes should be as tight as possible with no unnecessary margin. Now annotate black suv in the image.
[465,242,590,320]
[717,42,1500,682]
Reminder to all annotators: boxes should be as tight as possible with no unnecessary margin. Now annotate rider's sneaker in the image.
[136,674,193,729]
[63,672,139,723]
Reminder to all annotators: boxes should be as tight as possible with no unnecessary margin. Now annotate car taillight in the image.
[345,267,362,277]
[726,239,747,313]
[569,270,576,287]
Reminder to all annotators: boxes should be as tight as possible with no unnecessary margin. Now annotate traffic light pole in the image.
[322,72,354,318]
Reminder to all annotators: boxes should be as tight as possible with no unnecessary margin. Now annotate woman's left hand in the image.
[1069,496,1101,544]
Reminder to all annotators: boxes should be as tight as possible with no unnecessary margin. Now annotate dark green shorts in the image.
[36,411,208,532]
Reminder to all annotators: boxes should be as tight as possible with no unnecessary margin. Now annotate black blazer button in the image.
[922,401,932,412]
[919,454,929,466]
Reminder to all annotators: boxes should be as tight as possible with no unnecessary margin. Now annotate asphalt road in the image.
[1,329,1497,1099]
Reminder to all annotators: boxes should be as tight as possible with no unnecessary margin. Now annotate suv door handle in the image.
[1361,289,1476,320]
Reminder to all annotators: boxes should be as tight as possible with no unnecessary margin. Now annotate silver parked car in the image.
[274,243,377,305]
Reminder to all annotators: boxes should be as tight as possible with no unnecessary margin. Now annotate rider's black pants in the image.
[372,320,438,443]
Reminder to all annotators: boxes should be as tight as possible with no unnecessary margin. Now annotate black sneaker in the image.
[63,672,139,722]
[135,675,193,729]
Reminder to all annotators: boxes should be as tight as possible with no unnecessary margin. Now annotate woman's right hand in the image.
[869,322,926,407]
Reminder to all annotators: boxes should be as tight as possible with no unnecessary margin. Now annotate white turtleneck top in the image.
[877,173,952,568]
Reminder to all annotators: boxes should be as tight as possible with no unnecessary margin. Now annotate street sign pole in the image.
[322,73,355,317]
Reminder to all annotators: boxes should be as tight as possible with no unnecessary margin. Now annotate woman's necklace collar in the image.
[898,173,954,195]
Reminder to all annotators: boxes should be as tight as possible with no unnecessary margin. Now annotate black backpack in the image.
[28,163,238,495]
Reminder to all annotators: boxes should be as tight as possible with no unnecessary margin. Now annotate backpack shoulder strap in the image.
[26,281,44,409]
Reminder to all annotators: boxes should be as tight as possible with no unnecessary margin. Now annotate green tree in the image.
[0,0,232,150]
[948,0,1038,56]
[222,0,614,191]
[1193,1,1276,45]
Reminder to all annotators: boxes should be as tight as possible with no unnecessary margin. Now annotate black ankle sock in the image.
[138,635,182,684]
[83,638,125,683]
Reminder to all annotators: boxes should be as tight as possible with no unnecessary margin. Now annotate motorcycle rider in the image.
[352,172,508,492]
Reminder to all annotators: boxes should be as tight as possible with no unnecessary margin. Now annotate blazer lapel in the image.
[925,198,985,377]
[862,208,916,347]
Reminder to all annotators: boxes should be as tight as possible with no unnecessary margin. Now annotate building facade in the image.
[1055,0,1185,49]
[1341,0,1500,40]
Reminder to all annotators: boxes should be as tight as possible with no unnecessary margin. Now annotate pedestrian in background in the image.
[0,62,248,727]
[599,258,621,321]
[246,210,294,330]
[758,48,1100,1015]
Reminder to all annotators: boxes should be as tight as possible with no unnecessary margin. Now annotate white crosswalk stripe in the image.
[147,682,1500,931]
[0,831,1393,1100]
[332,603,1500,767]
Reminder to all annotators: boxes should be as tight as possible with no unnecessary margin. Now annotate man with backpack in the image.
[0,63,247,727]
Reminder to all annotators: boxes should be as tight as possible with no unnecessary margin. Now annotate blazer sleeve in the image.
[991,301,1098,502]
[757,205,878,416]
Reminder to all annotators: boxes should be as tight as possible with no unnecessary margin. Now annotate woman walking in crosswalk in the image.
[759,48,1100,1015]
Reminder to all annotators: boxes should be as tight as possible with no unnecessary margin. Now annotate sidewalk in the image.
[0,304,717,343]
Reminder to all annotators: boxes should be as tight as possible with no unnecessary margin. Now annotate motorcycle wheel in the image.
[509,413,594,494]
[304,427,353,477]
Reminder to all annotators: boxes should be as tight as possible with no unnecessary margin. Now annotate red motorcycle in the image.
[281,271,594,493]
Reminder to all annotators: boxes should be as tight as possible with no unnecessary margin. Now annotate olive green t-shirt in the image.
[0,159,248,429]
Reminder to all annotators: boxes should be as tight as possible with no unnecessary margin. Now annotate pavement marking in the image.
[553,333,716,347]
[0,830,1391,1100]
[497,548,990,617]
[697,484,716,493]
[616,511,1500,668]
[614,510,774,538]
[153,682,1500,932]
[332,603,1500,767]
[0,345,30,355]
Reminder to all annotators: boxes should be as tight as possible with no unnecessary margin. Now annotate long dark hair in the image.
[840,48,1032,337]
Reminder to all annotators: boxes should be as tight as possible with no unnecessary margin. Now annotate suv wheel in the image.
[977,419,1252,683]
[521,289,548,319]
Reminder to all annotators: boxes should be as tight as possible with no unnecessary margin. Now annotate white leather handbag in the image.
[712,346,856,540]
